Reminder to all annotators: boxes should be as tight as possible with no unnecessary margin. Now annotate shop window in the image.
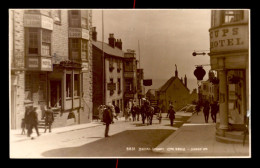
[222,10,244,24]
[74,74,80,97]
[25,73,32,101]
[82,39,88,60]
[66,74,72,98]
[28,28,39,55]
[41,30,51,56]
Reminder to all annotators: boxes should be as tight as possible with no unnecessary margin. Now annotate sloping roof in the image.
[158,76,190,92]
[92,40,124,58]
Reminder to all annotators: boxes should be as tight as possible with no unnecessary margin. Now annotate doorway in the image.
[50,80,62,108]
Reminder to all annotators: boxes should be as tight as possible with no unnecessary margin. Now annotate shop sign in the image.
[28,58,39,68]
[24,14,41,27]
[24,14,53,30]
[209,25,248,53]
[82,29,89,40]
[68,28,82,38]
[41,15,53,30]
[41,58,52,70]
[82,62,88,71]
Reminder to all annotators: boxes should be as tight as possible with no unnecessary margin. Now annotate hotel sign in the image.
[24,14,53,30]
[69,28,89,40]
[124,72,135,78]
[107,83,116,91]
[209,25,248,53]
[41,58,52,71]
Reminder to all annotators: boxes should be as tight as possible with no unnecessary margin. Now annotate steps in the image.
[38,108,61,129]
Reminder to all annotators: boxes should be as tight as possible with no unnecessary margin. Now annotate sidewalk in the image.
[10,118,122,143]
[152,111,250,157]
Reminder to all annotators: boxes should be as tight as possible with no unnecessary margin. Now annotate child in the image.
[157,109,162,124]
[21,118,26,135]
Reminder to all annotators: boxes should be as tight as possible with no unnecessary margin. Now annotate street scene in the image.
[9,9,250,158]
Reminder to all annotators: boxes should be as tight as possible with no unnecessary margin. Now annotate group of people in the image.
[21,106,54,140]
[201,101,219,123]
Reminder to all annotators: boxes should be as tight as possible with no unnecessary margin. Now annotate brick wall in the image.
[51,10,69,64]
[11,10,26,129]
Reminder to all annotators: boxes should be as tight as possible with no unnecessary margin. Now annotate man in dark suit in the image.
[27,107,40,139]
[44,107,54,133]
[103,105,113,137]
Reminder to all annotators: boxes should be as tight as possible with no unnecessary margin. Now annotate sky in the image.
[92,9,212,92]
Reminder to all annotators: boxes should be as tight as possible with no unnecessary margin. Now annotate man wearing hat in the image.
[27,106,40,139]
[167,105,176,126]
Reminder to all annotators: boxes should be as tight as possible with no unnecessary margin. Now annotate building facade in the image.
[123,50,138,108]
[92,30,124,117]
[209,10,249,138]
[10,9,93,129]
[157,66,191,112]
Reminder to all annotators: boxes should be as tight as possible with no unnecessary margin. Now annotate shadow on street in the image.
[42,129,175,157]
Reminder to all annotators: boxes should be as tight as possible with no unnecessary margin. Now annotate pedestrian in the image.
[21,118,26,135]
[135,105,140,121]
[114,104,120,120]
[167,105,176,126]
[195,103,200,115]
[109,103,116,123]
[124,105,130,122]
[203,101,210,123]
[210,101,219,123]
[27,107,40,139]
[156,107,162,124]
[98,105,105,122]
[43,107,54,133]
[24,106,32,135]
[131,105,136,121]
[103,105,113,137]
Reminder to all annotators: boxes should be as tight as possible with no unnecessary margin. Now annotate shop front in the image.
[209,10,249,142]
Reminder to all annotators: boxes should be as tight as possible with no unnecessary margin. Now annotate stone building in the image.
[10,9,93,129]
[209,10,249,143]
[92,29,124,117]
[157,65,192,112]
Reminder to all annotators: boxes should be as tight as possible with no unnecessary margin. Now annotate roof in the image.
[158,76,190,92]
[92,40,124,58]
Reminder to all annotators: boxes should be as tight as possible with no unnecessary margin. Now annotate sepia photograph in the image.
[9,8,250,158]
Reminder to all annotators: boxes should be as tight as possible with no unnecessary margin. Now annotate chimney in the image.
[184,74,187,87]
[108,33,115,48]
[92,27,97,41]
[115,39,122,50]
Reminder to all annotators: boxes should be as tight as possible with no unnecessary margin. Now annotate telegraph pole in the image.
[102,10,106,105]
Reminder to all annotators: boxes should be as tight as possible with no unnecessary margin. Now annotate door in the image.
[50,80,62,108]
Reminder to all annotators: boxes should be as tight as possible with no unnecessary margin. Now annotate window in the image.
[81,17,88,29]
[74,74,80,97]
[118,78,121,93]
[69,39,80,60]
[28,28,38,54]
[66,74,72,98]
[223,10,244,24]
[82,39,88,60]
[125,79,132,92]
[109,58,114,71]
[70,10,80,27]
[41,30,51,56]
[54,10,61,24]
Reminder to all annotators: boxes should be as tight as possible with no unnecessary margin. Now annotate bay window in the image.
[74,74,80,97]
[66,74,72,98]
[222,10,244,24]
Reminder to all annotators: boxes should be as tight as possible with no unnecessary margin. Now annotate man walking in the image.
[167,105,176,126]
[27,107,40,139]
[203,101,210,123]
[103,105,113,137]
[114,104,120,120]
[210,101,219,123]
[43,107,54,133]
